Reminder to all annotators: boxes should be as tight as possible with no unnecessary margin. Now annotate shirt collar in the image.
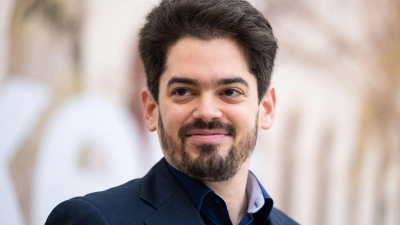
[166,161,273,214]
[247,171,267,213]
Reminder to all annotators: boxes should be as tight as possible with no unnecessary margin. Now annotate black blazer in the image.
[46,158,299,225]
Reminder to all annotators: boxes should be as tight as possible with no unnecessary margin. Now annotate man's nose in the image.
[192,94,223,122]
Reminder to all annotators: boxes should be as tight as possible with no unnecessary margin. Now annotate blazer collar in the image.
[267,208,296,225]
[140,158,205,225]
[139,158,296,225]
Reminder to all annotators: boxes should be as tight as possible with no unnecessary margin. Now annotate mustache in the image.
[178,120,237,141]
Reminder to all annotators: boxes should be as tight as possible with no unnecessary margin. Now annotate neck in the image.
[204,159,251,225]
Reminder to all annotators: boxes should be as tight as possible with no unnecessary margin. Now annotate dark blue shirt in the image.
[167,163,274,225]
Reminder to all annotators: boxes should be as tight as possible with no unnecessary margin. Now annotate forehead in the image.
[161,37,255,86]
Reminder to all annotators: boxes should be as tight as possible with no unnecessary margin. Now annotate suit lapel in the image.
[139,159,297,225]
[140,158,204,225]
[144,188,204,225]
[267,210,284,225]
[267,208,297,225]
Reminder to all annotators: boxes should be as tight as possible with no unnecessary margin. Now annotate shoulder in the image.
[268,208,300,225]
[45,197,107,224]
[46,178,153,224]
[45,159,176,224]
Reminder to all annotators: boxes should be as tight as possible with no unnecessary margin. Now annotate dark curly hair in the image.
[139,0,278,102]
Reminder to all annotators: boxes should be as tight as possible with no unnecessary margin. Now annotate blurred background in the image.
[0,0,399,224]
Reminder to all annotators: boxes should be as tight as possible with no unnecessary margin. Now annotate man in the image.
[46,0,299,224]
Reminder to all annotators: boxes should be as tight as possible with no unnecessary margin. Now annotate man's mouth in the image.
[178,120,236,144]
[185,129,230,143]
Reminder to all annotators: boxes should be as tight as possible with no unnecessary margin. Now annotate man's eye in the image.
[222,89,242,97]
[173,88,191,96]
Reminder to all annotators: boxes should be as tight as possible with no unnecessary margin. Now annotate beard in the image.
[158,114,258,182]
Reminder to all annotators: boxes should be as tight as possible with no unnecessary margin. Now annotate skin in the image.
[142,37,276,225]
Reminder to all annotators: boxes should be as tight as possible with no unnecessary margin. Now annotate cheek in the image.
[224,106,259,134]
[160,106,189,131]
[226,105,258,122]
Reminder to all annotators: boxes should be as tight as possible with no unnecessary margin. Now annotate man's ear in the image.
[141,89,158,131]
[259,87,277,130]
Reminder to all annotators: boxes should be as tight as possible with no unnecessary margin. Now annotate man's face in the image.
[142,37,276,182]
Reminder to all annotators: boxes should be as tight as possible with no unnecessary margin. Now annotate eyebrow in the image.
[217,77,249,88]
[167,77,199,88]
[166,76,249,88]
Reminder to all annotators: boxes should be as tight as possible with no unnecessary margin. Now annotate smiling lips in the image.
[185,129,230,143]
